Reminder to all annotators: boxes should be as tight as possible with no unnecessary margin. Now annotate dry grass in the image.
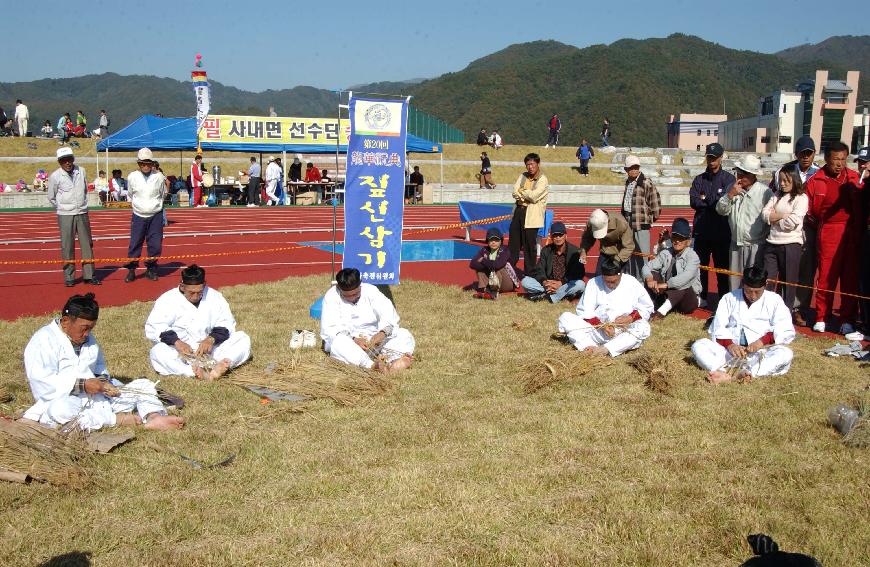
[0,419,94,487]
[629,352,678,396]
[0,274,868,565]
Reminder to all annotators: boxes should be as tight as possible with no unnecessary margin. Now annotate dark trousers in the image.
[126,213,163,269]
[650,273,698,314]
[546,129,559,145]
[508,206,538,273]
[579,159,589,175]
[247,176,261,205]
[693,237,729,299]
[761,242,802,311]
[794,225,817,312]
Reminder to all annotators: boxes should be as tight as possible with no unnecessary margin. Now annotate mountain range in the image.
[1,34,866,147]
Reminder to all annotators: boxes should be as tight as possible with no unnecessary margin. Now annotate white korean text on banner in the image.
[342,98,408,285]
[191,71,210,132]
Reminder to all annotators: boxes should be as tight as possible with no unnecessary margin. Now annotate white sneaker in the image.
[844,330,865,342]
[246,203,256,208]
[302,330,317,348]
[812,322,826,333]
[839,323,855,336]
[289,330,304,350]
[544,144,549,148]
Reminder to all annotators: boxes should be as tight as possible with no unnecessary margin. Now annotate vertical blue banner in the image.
[343,98,408,285]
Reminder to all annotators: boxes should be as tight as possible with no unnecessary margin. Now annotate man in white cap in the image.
[556,256,653,357]
[580,208,635,273]
[621,155,661,280]
[715,155,773,290]
[264,156,281,206]
[47,147,100,287]
[124,148,167,282]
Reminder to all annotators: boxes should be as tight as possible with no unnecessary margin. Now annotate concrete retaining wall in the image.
[0,191,101,209]
[430,184,689,206]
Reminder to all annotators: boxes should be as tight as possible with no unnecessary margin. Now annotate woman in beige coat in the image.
[509,153,549,273]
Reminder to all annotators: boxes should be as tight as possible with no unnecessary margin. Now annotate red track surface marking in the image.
[0,205,707,321]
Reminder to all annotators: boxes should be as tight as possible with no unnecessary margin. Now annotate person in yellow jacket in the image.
[509,153,549,273]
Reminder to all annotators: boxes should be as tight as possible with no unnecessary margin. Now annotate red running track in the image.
[0,205,694,320]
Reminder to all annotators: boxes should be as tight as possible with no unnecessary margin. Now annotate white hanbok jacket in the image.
[145,286,237,346]
[709,289,795,345]
[23,320,109,421]
[576,274,654,323]
[320,283,400,346]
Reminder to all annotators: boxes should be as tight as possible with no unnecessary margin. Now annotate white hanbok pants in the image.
[325,329,415,369]
[31,379,164,432]
[149,332,252,377]
[691,338,793,376]
[557,313,651,357]
[265,179,279,203]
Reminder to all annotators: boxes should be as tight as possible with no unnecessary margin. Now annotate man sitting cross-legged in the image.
[23,293,184,431]
[145,264,251,380]
[642,217,702,321]
[691,266,795,384]
[320,268,415,372]
[521,221,586,303]
[556,256,653,357]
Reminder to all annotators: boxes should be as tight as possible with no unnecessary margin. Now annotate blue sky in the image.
[4,0,866,92]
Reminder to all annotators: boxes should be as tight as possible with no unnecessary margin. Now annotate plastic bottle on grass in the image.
[827,403,859,435]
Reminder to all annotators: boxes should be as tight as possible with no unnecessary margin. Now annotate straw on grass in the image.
[520,354,613,394]
[628,353,676,396]
[230,358,393,406]
[0,385,12,403]
[0,419,93,487]
[843,417,870,448]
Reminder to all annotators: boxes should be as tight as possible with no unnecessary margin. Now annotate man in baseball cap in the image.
[521,221,586,303]
[580,208,635,274]
[47,146,100,287]
[124,147,167,282]
[642,217,702,321]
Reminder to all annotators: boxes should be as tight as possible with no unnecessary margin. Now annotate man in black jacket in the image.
[520,221,586,302]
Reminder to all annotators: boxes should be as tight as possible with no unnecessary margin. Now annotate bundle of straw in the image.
[230,358,393,406]
[628,353,676,396]
[511,320,534,331]
[520,354,612,394]
[0,419,93,487]
[0,384,12,403]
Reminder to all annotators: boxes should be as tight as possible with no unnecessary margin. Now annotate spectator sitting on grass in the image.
[642,217,702,321]
[40,120,53,138]
[33,168,48,191]
[469,228,518,300]
[521,221,586,303]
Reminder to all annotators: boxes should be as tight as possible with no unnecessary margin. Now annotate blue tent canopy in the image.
[97,115,442,153]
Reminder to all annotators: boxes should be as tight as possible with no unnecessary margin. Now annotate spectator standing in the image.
[855,147,870,334]
[245,157,261,207]
[690,143,734,305]
[98,110,109,138]
[769,136,820,326]
[408,166,424,204]
[190,154,204,207]
[760,167,808,320]
[805,141,863,334]
[479,152,494,189]
[476,128,488,146]
[265,157,283,206]
[621,155,661,281]
[47,147,100,286]
[124,148,166,282]
[715,155,772,291]
[509,153,549,273]
[575,139,594,176]
[521,221,586,303]
[289,157,302,181]
[544,114,561,148]
[14,99,29,137]
[601,117,610,147]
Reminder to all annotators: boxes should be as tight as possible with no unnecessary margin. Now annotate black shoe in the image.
[84,278,101,286]
[145,268,159,281]
[124,269,136,283]
[64,280,75,287]
[527,293,547,302]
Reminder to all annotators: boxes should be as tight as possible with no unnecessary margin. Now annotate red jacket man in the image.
[190,155,204,206]
[805,141,863,334]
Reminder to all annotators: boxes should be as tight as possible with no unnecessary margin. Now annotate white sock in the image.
[657,299,673,316]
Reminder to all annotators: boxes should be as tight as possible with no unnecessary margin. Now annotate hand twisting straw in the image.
[717,345,776,382]
[363,342,412,362]
[179,352,218,373]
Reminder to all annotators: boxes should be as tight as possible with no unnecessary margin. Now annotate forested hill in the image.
[2,34,867,147]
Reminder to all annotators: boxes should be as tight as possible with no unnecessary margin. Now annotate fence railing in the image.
[408,106,464,144]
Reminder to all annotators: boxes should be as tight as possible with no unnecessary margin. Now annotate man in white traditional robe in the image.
[23,293,184,432]
[692,266,795,383]
[145,264,251,380]
[557,256,653,356]
[320,268,415,371]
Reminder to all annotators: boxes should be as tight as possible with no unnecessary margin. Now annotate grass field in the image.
[1,276,868,566]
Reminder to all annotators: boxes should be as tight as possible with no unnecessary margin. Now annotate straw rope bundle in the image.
[520,354,613,394]
[0,419,93,487]
[628,353,676,396]
[230,358,393,406]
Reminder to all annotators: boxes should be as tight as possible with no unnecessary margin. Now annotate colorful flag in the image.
[191,71,210,132]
